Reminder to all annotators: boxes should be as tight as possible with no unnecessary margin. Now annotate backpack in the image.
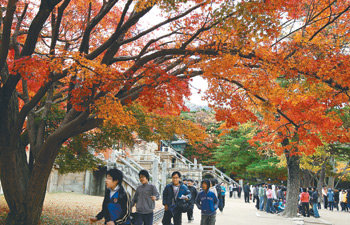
[173,185,191,213]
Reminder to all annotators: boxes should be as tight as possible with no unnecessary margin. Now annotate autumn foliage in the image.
[202,0,350,157]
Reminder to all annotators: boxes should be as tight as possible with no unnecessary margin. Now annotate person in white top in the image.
[209,180,218,197]
[229,183,234,198]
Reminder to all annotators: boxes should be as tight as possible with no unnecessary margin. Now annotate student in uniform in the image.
[90,168,131,225]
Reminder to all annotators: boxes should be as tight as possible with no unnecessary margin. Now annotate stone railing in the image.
[202,166,239,185]
[160,145,201,170]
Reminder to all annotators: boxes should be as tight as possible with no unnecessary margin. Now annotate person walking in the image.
[334,189,340,211]
[253,185,259,209]
[132,170,159,225]
[340,189,348,211]
[300,188,310,217]
[90,168,131,225]
[195,180,219,225]
[219,182,226,212]
[238,185,242,198]
[229,183,234,198]
[243,182,250,203]
[263,184,268,211]
[162,171,191,225]
[258,184,264,211]
[209,179,218,197]
[266,185,274,213]
[322,186,328,209]
[327,188,334,211]
[311,187,320,218]
[347,189,350,211]
[252,186,256,203]
[186,179,198,223]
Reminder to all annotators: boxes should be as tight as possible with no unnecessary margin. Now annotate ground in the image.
[183,197,350,225]
[1,193,349,224]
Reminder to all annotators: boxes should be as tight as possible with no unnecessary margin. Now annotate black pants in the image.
[187,207,194,221]
[301,202,310,217]
[255,196,260,209]
[323,196,328,209]
[229,191,233,198]
[162,210,182,225]
[135,212,153,225]
[244,192,249,203]
[253,195,259,204]
[334,201,339,211]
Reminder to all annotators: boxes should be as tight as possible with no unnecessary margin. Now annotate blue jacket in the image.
[195,190,218,215]
[327,190,334,202]
[221,186,226,196]
[96,185,131,224]
[162,183,191,211]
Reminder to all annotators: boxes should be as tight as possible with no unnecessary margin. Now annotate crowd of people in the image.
[87,168,350,225]
[239,182,350,219]
[89,168,228,225]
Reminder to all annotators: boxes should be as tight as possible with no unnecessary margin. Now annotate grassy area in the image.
[0,192,105,225]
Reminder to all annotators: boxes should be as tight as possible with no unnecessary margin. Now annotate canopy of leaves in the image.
[201,0,350,157]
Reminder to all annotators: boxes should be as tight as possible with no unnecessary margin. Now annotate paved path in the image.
[178,197,350,225]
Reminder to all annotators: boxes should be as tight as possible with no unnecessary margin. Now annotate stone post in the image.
[161,161,167,193]
[152,157,159,191]
[84,170,91,195]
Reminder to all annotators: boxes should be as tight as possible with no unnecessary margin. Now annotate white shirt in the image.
[173,185,180,197]
[110,185,120,198]
[210,187,218,197]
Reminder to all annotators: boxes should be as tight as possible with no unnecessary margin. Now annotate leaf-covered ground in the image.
[0,192,162,225]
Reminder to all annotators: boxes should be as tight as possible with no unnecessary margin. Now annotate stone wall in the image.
[47,170,88,193]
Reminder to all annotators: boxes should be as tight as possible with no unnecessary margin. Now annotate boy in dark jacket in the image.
[186,179,198,223]
[90,168,131,225]
[311,187,320,218]
[196,179,219,225]
[162,171,191,225]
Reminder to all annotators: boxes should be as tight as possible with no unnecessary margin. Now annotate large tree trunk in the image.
[1,143,61,225]
[282,154,301,217]
[0,66,61,224]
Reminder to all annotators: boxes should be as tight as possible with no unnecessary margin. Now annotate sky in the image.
[139,5,210,107]
[189,76,208,106]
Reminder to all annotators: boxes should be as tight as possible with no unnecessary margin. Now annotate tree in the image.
[0,0,234,224]
[181,110,221,164]
[213,122,286,181]
[201,0,350,217]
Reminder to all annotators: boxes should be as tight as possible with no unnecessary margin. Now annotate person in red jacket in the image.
[300,188,310,217]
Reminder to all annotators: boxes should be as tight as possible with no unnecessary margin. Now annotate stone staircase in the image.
[112,140,239,196]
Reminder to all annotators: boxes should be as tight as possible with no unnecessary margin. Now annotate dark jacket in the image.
[188,185,198,206]
[162,182,191,212]
[96,185,131,224]
[334,191,339,202]
[243,184,250,193]
[215,184,223,200]
[311,191,318,204]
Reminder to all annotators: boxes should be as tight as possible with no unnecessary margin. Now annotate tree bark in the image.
[317,161,326,206]
[282,154,301,217]
[0,136,62,225]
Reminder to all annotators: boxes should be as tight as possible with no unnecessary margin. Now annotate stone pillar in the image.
[194,158,197,169]
[84,170,91,195]
[161,161,167,193]
[152,157,159,191]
